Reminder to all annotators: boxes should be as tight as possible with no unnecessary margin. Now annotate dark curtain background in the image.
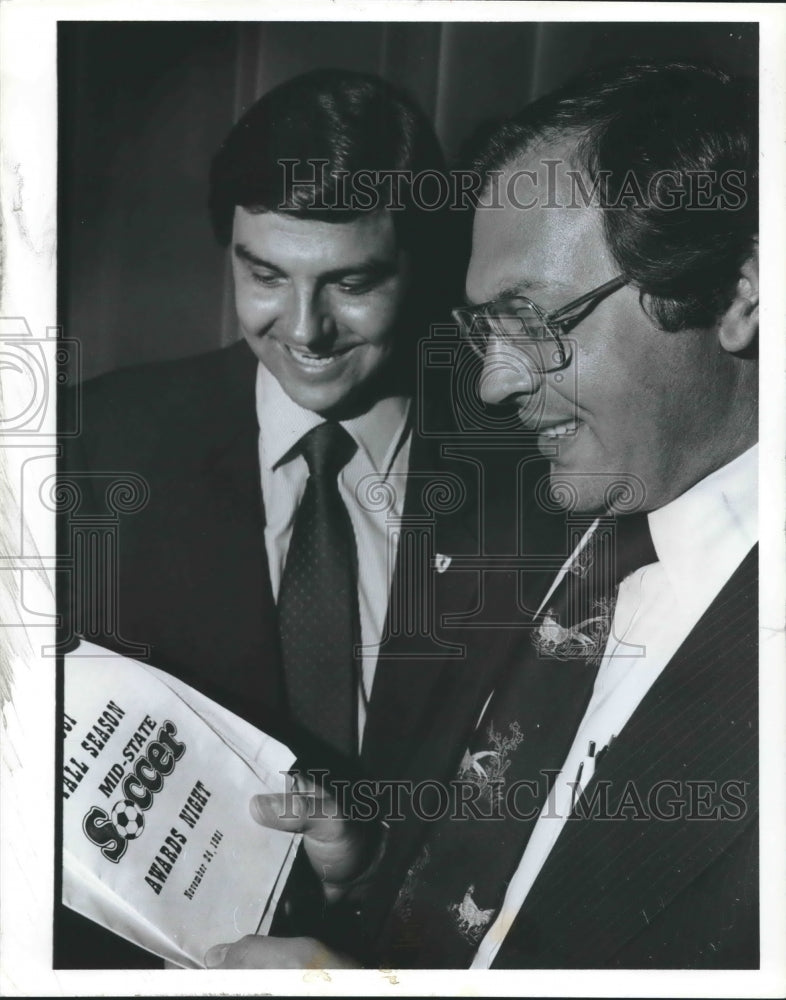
[59,21,758,380]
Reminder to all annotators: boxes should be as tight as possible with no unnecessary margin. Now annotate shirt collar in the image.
[646,444,758,623]
[255,362,411,476]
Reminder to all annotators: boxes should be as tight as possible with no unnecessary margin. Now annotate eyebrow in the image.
[464,278,551,307]
[233,243,399,282]
[233,244,285,273]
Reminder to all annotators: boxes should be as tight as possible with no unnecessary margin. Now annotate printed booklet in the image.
[62,641,299,968]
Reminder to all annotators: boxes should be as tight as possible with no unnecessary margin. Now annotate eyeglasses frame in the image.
[453,274,627,372]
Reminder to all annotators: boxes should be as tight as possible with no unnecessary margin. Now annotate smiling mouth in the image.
[284,344,355,369]
[539,418,580,439]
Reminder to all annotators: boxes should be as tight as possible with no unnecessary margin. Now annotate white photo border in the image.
[1,2,784,996]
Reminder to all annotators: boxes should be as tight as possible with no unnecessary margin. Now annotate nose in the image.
[478,335,544,406]
[285,286,333,348]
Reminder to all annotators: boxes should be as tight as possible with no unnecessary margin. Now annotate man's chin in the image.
[287,389,353,419]
[546,468,648,516]
[281,380,379,422]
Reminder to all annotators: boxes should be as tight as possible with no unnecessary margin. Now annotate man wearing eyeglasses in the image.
[208,59,760,972]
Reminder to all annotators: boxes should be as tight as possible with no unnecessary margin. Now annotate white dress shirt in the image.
[472,444,758,968]
[255,364,412,745]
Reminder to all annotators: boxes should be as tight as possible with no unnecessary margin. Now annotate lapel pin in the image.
[433,554,452,574]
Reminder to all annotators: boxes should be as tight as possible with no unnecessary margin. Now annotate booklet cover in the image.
[62,641,299,968]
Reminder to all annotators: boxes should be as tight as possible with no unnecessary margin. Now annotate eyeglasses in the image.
[452,274,627,373]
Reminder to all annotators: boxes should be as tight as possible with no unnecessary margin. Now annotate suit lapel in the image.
[495,546,758,968]
[168,343,285,730]
[362,433,560,781]
[361,425,486,779]
[202,345,287,726]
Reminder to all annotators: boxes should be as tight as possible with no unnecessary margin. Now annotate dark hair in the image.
[467,61,758,331]
[209,68,461,329]
[209,68,446,243]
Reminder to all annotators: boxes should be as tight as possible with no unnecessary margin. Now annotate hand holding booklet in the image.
[62,641,299,968]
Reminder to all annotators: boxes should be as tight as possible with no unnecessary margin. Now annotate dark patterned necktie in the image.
[379,512,657,967]
[277,423,360,758]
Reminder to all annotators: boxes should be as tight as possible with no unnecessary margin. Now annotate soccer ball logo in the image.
[111,799,145,839]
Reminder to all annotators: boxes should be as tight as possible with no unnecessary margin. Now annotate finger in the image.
[204,942,230,968]
[204,935,358,970]
[249,792,309,833]
[205,935,286,969]
[250,790,341,839]
[251,792,366,888]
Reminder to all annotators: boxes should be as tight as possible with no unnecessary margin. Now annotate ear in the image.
[717,245,758,353]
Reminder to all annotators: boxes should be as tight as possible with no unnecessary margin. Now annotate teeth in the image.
[287,346,344,368]
[541,420,579,439]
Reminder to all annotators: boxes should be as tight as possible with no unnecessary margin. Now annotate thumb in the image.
[251,774,339,836]
[250,787,340,833]
[249,792,313,833]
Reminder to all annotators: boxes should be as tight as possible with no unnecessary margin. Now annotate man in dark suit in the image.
[58,68,528,966]
[210,60,759,971]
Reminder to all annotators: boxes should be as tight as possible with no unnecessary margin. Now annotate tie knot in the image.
[299,422,357,480]
[612,511,658,584]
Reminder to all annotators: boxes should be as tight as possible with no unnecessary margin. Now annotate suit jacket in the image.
[60,338,526,760]
[367,544,758,970]
[58,339,549,964]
